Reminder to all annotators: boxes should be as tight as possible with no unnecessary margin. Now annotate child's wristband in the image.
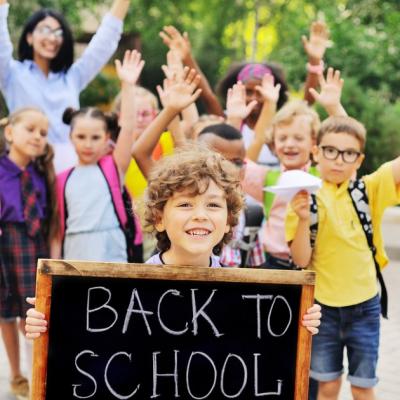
[306,60,324,75]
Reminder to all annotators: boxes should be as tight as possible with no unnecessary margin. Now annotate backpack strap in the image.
[309,193,319,248]
[348,179,388,319]
[98,156,143,262]
[99,155,127,227]
[263,169,281,219]
[56,167,75,246]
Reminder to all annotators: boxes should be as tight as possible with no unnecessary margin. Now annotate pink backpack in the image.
[56,155,143,262]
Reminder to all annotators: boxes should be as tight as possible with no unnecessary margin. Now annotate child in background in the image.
[26,145,322,339]
[197,123,265,267]
[52,50,144,262]
[131,67,202,178]
[242,68,346,269]
[0,107,57,399]
[287,116,400,400]
[113,86,174,200]
[217,21,330,166]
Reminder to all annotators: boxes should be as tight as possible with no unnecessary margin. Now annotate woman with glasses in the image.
[0,0,131,172]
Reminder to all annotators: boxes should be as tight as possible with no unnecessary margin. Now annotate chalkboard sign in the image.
[32,260,315,400]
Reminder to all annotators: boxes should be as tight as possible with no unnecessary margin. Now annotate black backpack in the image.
[309,179,388,318]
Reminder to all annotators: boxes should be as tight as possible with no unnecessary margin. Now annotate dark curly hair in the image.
[144,144,244,255]
[216,61,289,110]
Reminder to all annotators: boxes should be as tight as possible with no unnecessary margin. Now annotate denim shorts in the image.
[310,294,380,388]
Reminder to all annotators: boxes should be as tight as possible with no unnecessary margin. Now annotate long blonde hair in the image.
[0,108,59,241]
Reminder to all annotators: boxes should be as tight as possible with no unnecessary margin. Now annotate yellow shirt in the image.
[125,132,174,199]
[285,162,400,307]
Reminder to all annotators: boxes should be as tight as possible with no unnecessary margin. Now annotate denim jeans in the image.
[310,294,380,388]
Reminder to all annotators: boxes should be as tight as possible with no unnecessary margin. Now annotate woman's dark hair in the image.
[216,61,289,110]
[18,9,74,73]
[63,107,120,138]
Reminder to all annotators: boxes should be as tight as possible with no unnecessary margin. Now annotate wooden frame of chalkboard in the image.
[31,259,315,400]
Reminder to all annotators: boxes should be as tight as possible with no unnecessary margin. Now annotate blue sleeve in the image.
[0,4,14,90]
[68,13,123,91]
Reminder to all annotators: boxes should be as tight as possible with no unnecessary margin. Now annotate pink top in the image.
[242,160,310,260]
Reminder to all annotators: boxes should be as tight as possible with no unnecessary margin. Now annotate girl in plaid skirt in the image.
[0,107,58,399]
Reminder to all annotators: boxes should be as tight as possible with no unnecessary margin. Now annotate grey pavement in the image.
[1,208,399,399]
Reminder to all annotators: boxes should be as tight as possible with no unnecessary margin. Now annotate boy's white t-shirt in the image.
[146,253,221,267]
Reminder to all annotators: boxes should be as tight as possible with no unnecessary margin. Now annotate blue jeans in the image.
[311,295,380,388]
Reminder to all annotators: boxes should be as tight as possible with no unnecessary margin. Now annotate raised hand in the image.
[161,50,185,81]
[156,67,202,112]
[159,25,191,62]
[309,67,344,114]
[255,73,281,104]
[302,20,330,62]
[291,191,310,221]
[115,49,145,86]
[226,81,257,121]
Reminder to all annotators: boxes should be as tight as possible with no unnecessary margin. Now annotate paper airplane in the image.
[263,170,322,201]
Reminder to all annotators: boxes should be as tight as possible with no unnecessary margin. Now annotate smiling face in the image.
[313,132,364,184]
[5,110,48,167]
[70,116,109,165]
[155,180,230,266]
[273,115,315,170]
[27,16,64,62]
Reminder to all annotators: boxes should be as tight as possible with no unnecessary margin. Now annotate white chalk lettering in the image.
[191,289,223,337]
[242,295,273,339]
[104,352,140,399]
[86,287,118,333]
[157,289,189,336]
[186,352,217,399]
[151,350,179,398]
[72,350,99,398]
[123,289,154,335]
[254,353,283,396]
[267,296,292,337]
[220,353,248,398]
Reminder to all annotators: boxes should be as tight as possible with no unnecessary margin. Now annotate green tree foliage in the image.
[3,0,400,172]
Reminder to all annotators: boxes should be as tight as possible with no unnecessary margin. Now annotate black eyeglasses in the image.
[35,25,63,40]
[319,145,361,164]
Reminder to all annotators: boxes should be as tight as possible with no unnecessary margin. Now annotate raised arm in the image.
[109,0,131,20]
[113,49,144,175]
[309,67,347,117]
[247,74,280,161]
[160,25,224,116]
[391,157,400,185]
[163,49,199,138]
[70,2,126,91]
[302,21,330,105]
[0,1,14,90]
[131,67,201,179]
[289,191,312,268]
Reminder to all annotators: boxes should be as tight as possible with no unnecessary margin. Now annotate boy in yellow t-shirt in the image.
[286,116,400,400]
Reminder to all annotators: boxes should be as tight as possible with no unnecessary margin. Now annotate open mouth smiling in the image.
[185,229,211,237]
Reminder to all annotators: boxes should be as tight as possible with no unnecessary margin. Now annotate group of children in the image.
[0,3,398,400]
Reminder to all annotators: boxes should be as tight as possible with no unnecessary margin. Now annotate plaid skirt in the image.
[0,222,48,319]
